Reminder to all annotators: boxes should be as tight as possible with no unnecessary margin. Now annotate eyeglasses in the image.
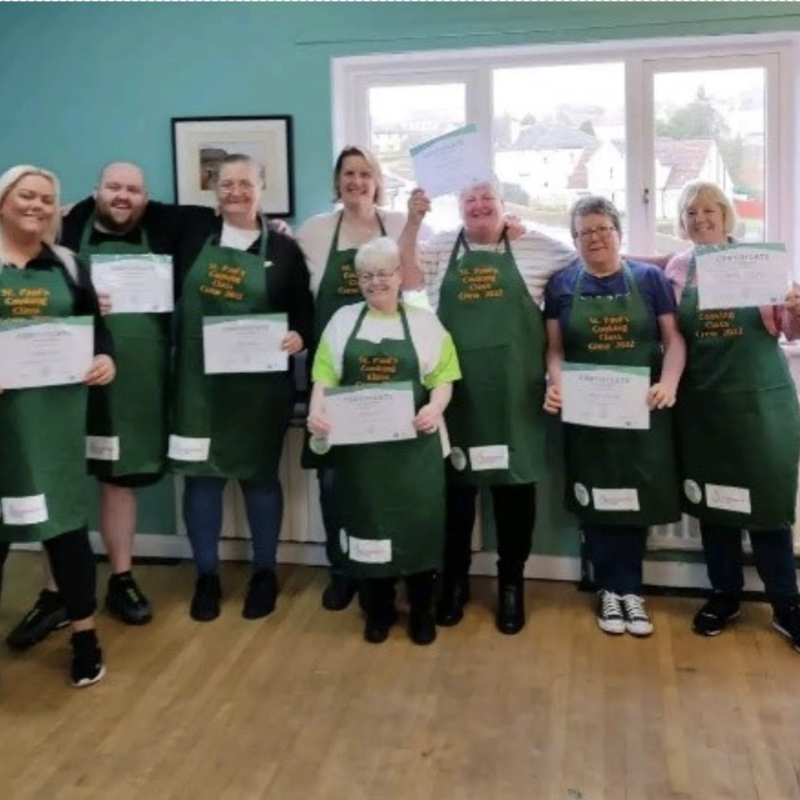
[218,180,257,194]
[576,225,617,241]
[357,268,399,282]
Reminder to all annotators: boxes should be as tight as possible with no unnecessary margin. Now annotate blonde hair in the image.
[333,146,387,207]
[354,236,400,273]
[676,180,737,239]
[0,165,61,259]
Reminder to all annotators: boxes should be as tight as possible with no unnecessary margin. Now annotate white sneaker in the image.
[621,594,653,637]
[596,590,625,635]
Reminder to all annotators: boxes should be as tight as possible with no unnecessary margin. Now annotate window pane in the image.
[654,67,766,252]
[494,63,626,247]
[367,83,466,230]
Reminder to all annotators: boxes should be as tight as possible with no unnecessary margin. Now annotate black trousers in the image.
[0,527,97,621]
[361,570,436,618]
[442,472,537,583]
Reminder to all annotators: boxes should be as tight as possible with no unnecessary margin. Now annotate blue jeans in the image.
[183,476,283,575]
[584,524,648,595]
[701,523,799,605]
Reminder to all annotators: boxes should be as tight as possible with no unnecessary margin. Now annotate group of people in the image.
[0,144,799,690]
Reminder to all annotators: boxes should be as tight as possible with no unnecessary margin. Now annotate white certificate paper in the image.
[91,254,174,313]
[202,314,288,374]
[696,243,790,310]
[410,124,493,199]
[325,381,417,446]
[0,316,94,390]
[561,363,651,430]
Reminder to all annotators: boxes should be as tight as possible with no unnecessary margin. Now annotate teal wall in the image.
[1,1,798,554]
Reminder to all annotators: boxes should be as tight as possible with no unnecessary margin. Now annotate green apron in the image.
[334,305,445,578]
[0,264,89,542]
[80,218,170,477]
[676,256,800,527]
[171,225,293,481]
[562,264,681,525]
[302,211,387,469]
[437,231,545,485]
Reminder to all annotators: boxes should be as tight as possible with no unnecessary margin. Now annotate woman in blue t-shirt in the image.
[543,195,685,638]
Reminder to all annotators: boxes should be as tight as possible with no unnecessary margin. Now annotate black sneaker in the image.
[772,599,800,654]
[190,573,222,622]
[363,609,398,644]
[6,589,69,650]
[105,573,153,625]
[692,593,741,637]
[321,575,358,611]
[70,631,106,688]
[242,570,278,619]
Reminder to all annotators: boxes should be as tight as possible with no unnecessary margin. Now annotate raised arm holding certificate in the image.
[324,381,417,446]
[696,242,790,310]
[91,253,174,314]
[202,313,288,374]
[409,124,493,199]
[0,316,94,390]
[560,362,651,430]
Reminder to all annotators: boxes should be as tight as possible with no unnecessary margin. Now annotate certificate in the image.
[202,314,288,374]
[325,381,417,446]
[91,254,174,313]
[561,363,650,430]
[0,316,94,390]
[409,124,493,199]
[695,243,790,310]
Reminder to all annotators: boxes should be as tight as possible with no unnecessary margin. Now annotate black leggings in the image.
[361,570,436,617]
[442,476,537,582]
[0,527,97,621]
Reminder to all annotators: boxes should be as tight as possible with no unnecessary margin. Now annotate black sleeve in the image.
[69,256,114,358]
[60,196,96,251]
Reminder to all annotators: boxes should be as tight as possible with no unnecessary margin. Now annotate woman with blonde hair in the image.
[0,165,116,686]
[667,179,800,650]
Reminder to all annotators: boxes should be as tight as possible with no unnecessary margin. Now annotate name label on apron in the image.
[1,494,49,525]
[86,436,120,461]
[592,488,640,512]
[168,435,211,462]
[706,484,751,514]
[346,533,392,564]
[469,444,509,471]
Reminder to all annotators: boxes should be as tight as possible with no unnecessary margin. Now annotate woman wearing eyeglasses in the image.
[171,154,313,623]
[307,237,460,645]
[543,195,685,637]
[297,146,431,613]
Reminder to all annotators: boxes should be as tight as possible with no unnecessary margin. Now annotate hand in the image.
[84,354,116,386]
[785,288,800,319]
[543,384,562,414]
[407,188,431,225]
[647,382,676,410]
[281,331,304,355]
[413,402,443,434]
[307,409,331,438]
[97,292,113,316]
[504,214,527,241]
[269,219,293,237]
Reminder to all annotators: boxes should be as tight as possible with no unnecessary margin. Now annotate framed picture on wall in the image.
[171,115,294,217]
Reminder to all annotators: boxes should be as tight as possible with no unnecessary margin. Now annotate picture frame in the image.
[171,115,294,217]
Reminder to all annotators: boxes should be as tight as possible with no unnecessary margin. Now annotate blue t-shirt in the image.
[544,260,676,341]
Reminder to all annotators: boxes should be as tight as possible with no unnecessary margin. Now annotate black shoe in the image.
[321,575,358,611]
[70,631,106,688]
[435,578,470,627]
[409,610,437,646]
[363,609,398,644]
[6,589,69,650]
[496,580,525,635]
[105,573,153,625]
[772,598,800,654]
[692,593,741,637]
[190,573,222,622]
[242,570,278,619]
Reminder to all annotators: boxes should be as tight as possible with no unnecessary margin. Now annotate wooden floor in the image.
[1,554,799,800]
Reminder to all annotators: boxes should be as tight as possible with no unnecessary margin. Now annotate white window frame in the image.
[333,32,800,271]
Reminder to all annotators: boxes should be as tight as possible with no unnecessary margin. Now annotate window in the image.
[334,33,798,259]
